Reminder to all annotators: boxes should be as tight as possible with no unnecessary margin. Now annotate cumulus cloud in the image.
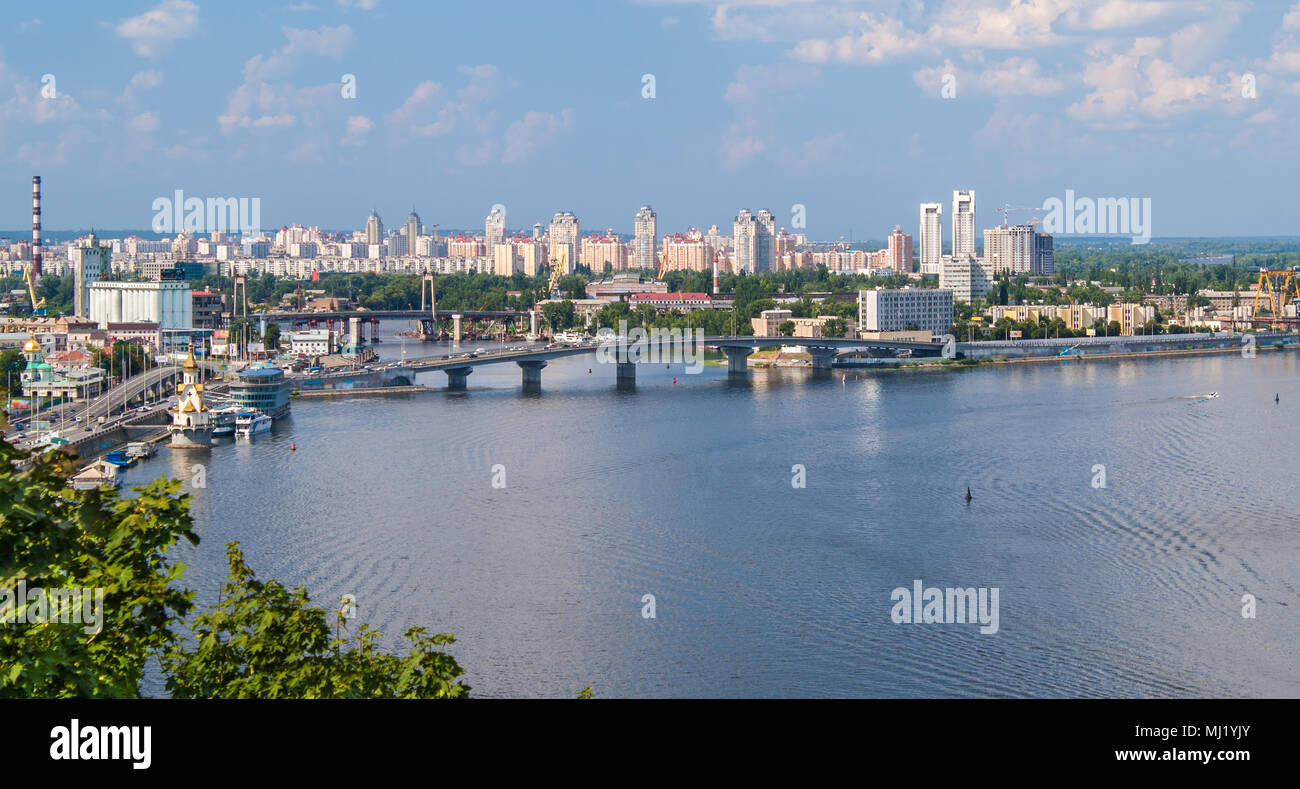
[502,109,574,163]
[116,0,200,58]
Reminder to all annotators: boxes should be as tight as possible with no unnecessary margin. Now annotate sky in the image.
[1,0,1299,240]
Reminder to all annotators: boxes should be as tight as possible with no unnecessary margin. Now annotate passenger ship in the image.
[234,411,273,437]
[210,405,240,436]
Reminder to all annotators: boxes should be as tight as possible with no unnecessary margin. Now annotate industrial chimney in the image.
[31,176,42,281]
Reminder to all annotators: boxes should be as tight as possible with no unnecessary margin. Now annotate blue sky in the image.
[2,0,1298,239]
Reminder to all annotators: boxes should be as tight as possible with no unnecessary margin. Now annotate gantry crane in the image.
[1252,267,1300,327]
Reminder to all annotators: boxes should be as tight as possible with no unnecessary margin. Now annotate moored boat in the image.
[234,411,273,437]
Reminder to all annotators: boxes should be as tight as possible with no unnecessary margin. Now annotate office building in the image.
[939,254,993,303]
[859,287,954,337]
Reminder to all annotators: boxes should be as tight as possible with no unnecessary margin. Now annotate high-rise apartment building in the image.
[733,209,775,273]
[633,205,657,271]
[919,203,943,274]
[548,211,579,268]
[952,190,976,258]
[888,226,914,274]
[485,206,505,251]
[983,225,1054,275]
[365,211,384,246]
[406,211,422,249]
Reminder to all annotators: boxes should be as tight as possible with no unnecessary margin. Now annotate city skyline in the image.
[2,1,1300,237]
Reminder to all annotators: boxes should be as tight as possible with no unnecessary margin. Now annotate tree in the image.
[0,442,197,697]
[163,542,469,699]
[263,322,281,351]
[0,349,26,399]
[822,318,848,338]
[0,437,472,698]
[541,300,576,331]
[777,320,795,337]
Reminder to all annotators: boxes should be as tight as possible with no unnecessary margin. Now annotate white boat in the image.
[234,411,273,437]
[210,405,240,436]
[553,330,588,343]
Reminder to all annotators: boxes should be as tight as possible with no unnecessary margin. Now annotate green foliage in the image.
[821,318,848,338]
[1,435,473,699]
[163,542,469,699]
[0,441,197,698]
[541,300,577,330]
[0,349,26,398]
[263,322,281,351]
[777,320,795,337]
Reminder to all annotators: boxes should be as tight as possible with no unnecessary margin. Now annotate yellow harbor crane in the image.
[547,248,569,297]
[24,262,46,315]
[1252,267,1300,327]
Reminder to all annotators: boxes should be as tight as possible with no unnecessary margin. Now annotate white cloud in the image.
[128,111,160,132]
[915,57,1067,97]
[502,109,574,163]
[724,63,819,103]
[1284,3,1300,30]
[116,0,200,58]
[720,120,765,170]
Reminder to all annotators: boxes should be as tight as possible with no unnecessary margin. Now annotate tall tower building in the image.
[952,190,976,258]
[755,209,775,272]
[406,210,422,248]
[919,203,943,274]
[733,209,755,274]
[485,206,505,250]
[888,226,914,274]
[633,205,657,271]
[983,224,1052,275]
[548,211,579,267]
[365,211,384,245]
[72,231,110,317]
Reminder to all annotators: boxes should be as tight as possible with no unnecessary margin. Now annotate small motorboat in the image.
[102,450,138,468]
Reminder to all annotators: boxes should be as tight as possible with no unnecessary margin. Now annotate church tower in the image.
[168,349,211,448]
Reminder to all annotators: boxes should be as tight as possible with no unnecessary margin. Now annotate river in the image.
[122,320,1300,697]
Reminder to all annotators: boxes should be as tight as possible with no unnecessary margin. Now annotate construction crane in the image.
[1252,267,1300,327]
[996,205,1045,229]
[23,262,46,316]
[547,248,569,298]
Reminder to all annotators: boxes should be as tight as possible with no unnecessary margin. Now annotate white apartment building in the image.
[952,190,976,258]
[858,287,954,337]
[939,254,992,303]
[919,203,943,275]
[633,205,657,270]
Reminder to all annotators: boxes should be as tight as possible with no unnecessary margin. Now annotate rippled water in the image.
[124,325,1300,697]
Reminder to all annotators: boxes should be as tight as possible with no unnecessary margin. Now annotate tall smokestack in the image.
[712,252,719,296]
[31,176,41,281]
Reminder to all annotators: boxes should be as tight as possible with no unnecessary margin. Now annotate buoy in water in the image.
[291,443,296,452]
[964,486,972,504]
[673,377,677,384]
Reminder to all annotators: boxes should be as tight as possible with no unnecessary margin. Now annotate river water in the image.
[122,321,1300,697]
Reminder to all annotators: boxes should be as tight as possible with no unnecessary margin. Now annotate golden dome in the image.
[22,333,41,353]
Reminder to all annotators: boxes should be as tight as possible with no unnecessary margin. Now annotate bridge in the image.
[391,335,945,392]
[257,309,523,322]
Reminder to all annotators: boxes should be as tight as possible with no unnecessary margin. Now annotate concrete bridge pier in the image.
[616,361,636,391]
[517,360,547,393]
[529,310,538,337]
[807,346,838,377]
[444,365,473,390]
[723,346,754,377]
[452,314,462,346]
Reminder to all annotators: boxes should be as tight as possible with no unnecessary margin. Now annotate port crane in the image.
[547,248,569,298]
[1252,267,1300,328]
[23,261,46,316]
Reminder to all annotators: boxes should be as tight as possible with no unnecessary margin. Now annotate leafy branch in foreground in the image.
[0,440,197,698]
[163,542,470,699]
